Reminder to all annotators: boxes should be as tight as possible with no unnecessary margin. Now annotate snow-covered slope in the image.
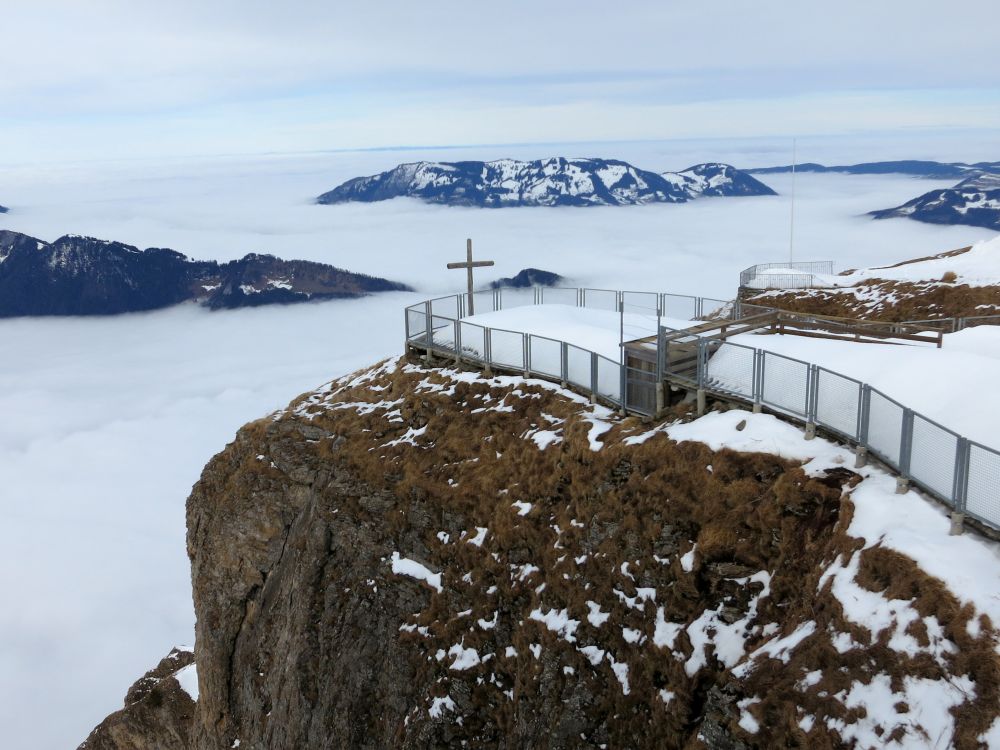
[315,158,776,207]
[745,236,1000,320]
[871,173,1000,231]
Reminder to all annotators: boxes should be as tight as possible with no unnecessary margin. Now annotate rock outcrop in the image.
[0,230,411,317]
[78,647,196,750]
[155,358,998,748]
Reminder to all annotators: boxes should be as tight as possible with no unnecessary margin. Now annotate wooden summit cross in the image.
[447,238,494,315]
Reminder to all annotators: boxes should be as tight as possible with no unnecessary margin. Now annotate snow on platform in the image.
[463,304,694,362]
[753,235,1000,290]
[729,326,1000,448]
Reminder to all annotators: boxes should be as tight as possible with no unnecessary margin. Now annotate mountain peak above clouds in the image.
[316,158,776,207]
[0,230,411,317]
[871,172,1000,231]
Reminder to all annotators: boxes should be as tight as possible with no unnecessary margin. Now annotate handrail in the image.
[404,287,1000,536]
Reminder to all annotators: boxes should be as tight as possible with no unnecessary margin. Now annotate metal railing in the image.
[404,288,730,415]
[405,286,1000,535]
[675,337,999,533]
[739,261,835,290]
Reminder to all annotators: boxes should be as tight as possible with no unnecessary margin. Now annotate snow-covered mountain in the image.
[870,173,1000,231]
[0,230,410,317]
[0,204,8,213]
[315,158,776,207]
[748,159,1000,179]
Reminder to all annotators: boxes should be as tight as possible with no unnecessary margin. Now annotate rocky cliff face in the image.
[141,357,998,749]
[0,230,410,317]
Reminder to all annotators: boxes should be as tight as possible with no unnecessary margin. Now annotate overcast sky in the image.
[2,0,999,164]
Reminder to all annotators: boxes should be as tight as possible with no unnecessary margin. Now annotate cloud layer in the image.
[1,143,997,747]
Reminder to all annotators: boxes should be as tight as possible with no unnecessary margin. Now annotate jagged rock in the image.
[698,685,750,750]
[78,648,196,750]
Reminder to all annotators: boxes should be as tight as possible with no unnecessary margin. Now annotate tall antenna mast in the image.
[789,137,797,265]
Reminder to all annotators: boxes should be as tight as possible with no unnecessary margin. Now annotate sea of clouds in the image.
[0,139,995,749]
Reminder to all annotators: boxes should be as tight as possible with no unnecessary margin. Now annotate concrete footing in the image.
[696,389,706,416]
[804,422,817,440]
[895,476,910,494]
[854,446,868,469]
[949,511,965,536]
[752,402,762,414]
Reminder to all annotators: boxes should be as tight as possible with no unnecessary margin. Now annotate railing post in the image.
[752,349,763,413]
[855,385,871,468]
[523,333,530,378]
[620,359,628,415]
[697,338,707,387]
[897,409,914,493]
[423,301,433,362]
[576,287,582,307]
[590,352,598,403]
[580,288,586,308]
[484,328,493,377]
[950,437,969,534]
[454,320,462,364]
[804,365,818,439]
[656,324,664,382]
[560,341,568,386]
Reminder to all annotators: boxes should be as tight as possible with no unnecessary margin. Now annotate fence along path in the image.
[404,287,1000,536]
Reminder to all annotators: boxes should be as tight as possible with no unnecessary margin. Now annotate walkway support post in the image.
[423,300,433,364]
[590,352,598,404]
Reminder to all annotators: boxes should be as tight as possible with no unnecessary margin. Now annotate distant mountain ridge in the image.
[870,173,1000,231]
[0,230,411,317]
[0,204,8,213]
[489,268,564,289]
[747,159,1000,179]
[316,158,776,207]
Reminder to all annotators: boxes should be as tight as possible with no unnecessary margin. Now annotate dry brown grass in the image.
[744,281,1000,322]
[740,244,1000,322]
[261,356,1000,747]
